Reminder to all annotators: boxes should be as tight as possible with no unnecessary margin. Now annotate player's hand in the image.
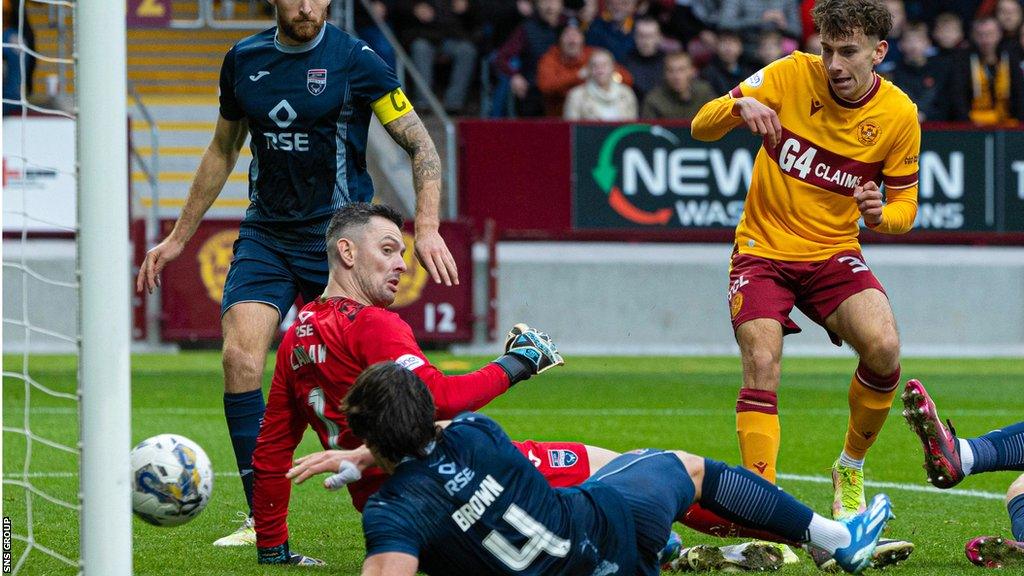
[854,181,884,227]
[494,323,565,384]
[135,236,186,294]
[415,227,459,286]
[734,97,782,149]
[288,448,371,489]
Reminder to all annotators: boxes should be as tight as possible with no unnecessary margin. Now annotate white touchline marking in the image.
[0,471,1008,501]
[776,473,1005,500]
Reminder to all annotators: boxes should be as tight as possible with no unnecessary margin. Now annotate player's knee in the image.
[222,341,262,382]
[861,331,900,374]
[1008,474,1024,504]
[742,348,780,388]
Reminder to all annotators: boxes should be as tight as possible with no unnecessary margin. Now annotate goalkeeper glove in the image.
[257,541,326,566]
[493,323,564,384]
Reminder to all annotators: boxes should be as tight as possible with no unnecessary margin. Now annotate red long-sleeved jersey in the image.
[253,296,518,548]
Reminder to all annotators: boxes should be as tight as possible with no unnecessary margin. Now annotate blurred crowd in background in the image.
[4,0,1023,123]
[362,0,1024,124]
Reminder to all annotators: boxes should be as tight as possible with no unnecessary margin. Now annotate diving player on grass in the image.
[251,203,616,565]
[298,360,895,575]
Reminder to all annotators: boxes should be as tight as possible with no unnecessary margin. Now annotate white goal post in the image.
[77,1,132,574]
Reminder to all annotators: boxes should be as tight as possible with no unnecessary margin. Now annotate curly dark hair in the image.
[811,0,893,41]
[343,362,441,465]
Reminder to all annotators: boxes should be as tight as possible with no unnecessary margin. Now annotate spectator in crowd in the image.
[495,0,567,116]
[890,22,947,121]
[477,0,530,50]
[585,0,638,61]
[877,0,907,74]
[930,11,972,120]
[701,29,754,95]
[933,11,970,52]
[564,48,638,119]
[960,15,1023,125]
[537,24,633,116]
[915,0,983,30]
[664,0,719,46]
[355,0,398,69]
[2,0,35,115]
[718,0,801,55]
[756,29,787,66]
[622,17,666,102]
[995,0,1023,53]
[399,0,479,114]
[640,51,714,118]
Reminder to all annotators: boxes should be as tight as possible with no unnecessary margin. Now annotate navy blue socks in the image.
[1010,493,1024,542]
[224,389,266,514]
[699,458,814,544]
[966,422,1024,474]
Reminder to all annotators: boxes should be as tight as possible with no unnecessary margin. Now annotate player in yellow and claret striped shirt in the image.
[689,0,919,568]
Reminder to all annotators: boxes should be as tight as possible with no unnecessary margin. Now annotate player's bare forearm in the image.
[383,110,459,285]
[383,111,442,230]
[168,117,248,244]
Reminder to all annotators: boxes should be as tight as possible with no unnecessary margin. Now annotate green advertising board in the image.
[573,124,1024,233]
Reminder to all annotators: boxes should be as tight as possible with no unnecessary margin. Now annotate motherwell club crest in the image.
[307,69,327,96]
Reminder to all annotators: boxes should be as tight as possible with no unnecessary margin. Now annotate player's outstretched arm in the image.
[361,552,418,576]
[383,110,459,287]
[136,115,248,293]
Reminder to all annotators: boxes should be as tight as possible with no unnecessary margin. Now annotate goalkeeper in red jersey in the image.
[689,0,920,567]
[251,202,614,565]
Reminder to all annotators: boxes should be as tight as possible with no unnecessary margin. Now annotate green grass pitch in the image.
[3,353,1023,575]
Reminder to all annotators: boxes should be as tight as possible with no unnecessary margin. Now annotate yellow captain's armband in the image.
[371,88,414,125]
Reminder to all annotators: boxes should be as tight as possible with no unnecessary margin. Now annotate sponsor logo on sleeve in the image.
[395,353,425,371]
[745,69,765,88]
[547,449,579,468]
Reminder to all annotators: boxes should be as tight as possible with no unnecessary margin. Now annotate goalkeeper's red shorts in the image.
[348,440,590,511]
[728,249,886,346]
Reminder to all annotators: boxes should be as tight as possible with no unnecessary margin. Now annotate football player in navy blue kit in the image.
[297,361,896,575]
[135,0,458,549]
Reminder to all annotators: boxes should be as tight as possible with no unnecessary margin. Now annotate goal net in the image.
[3,1,132,574]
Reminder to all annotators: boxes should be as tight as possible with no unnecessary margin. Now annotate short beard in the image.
[277,8,326,44]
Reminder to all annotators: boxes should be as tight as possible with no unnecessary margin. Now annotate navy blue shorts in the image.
[221,236,328,319]
[586,450,696,576]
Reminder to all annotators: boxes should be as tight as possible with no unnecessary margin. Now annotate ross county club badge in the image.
[307,69,327,96]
